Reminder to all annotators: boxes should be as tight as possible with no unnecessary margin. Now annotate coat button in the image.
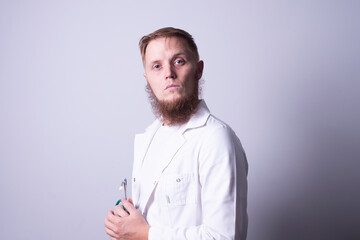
[133,178,136,182]
[176,178,181,182]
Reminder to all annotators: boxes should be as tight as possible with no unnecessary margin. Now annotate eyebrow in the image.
[172,52,191,59]
[147,59,161,67]
[148,52,188,64]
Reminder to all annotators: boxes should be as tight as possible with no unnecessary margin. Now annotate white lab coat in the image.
[132,100,248,240]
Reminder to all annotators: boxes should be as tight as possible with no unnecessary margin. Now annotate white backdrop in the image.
[1,1,359,239]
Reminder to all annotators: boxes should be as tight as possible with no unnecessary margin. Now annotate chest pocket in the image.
[163,173,198,206]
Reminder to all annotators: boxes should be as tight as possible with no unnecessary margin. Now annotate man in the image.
[105,27,248,240]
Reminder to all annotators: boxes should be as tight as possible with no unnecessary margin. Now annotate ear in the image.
[196,60,204,80]
[143,73,149,83]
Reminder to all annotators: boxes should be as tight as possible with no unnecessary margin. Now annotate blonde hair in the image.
[139,27,200,62]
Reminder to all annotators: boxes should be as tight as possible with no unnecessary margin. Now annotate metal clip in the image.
[119,178,127,200]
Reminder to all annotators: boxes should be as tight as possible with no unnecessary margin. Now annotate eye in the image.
[174,59,185,65]
[153,64,161,70]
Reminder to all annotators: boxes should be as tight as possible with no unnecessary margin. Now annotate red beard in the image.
[146,80,200,126]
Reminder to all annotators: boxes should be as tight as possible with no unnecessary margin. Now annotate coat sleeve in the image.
[148,124,248,240]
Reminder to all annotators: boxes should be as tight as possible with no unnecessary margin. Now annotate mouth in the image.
[165,84,180,90]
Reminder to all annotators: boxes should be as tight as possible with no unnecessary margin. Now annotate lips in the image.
[165,84,180,90]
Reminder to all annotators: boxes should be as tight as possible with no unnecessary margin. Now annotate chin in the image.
[164,95,184,103]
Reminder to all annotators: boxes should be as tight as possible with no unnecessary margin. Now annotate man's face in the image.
[143,37,203,104]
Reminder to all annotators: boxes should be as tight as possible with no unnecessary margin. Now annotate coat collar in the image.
[180,100,210,135]
[138,100,210,137]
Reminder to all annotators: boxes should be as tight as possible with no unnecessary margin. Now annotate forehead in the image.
[144,37,192,61]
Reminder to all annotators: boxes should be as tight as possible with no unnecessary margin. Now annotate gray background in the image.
[1,0,359,239]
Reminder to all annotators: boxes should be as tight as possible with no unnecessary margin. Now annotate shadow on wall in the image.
[266,124,360,240]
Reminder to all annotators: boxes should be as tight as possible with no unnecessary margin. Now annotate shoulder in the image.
[200,114,248,171]
[206,114,234,132]
[203,114,241,148]
[183,112,242,158]
[184,101,241,146]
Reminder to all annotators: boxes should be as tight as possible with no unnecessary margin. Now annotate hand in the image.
[104,198,150,240]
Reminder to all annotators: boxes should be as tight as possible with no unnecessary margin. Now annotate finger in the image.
[121,197,137,214]
[105,225,118,238]
[114,204,130,217]
[128,198,134,205]
[104,215,119,238]
[105,210,114,223]
[106,210,122,225]
[105,228,119,239]
[105,211,117,227]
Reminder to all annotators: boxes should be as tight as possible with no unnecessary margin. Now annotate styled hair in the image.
[139,27,200,63]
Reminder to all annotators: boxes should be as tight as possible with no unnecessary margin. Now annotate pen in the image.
[115,178,127,208]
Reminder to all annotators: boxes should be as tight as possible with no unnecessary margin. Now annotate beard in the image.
[146,79,201,126]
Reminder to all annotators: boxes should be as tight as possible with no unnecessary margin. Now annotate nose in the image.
[165,64,176,80]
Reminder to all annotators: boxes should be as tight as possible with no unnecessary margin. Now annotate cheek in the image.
[183,71,197,92]
[147,75,161,88]
[147,80,162,97]
[152,85,163,97]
